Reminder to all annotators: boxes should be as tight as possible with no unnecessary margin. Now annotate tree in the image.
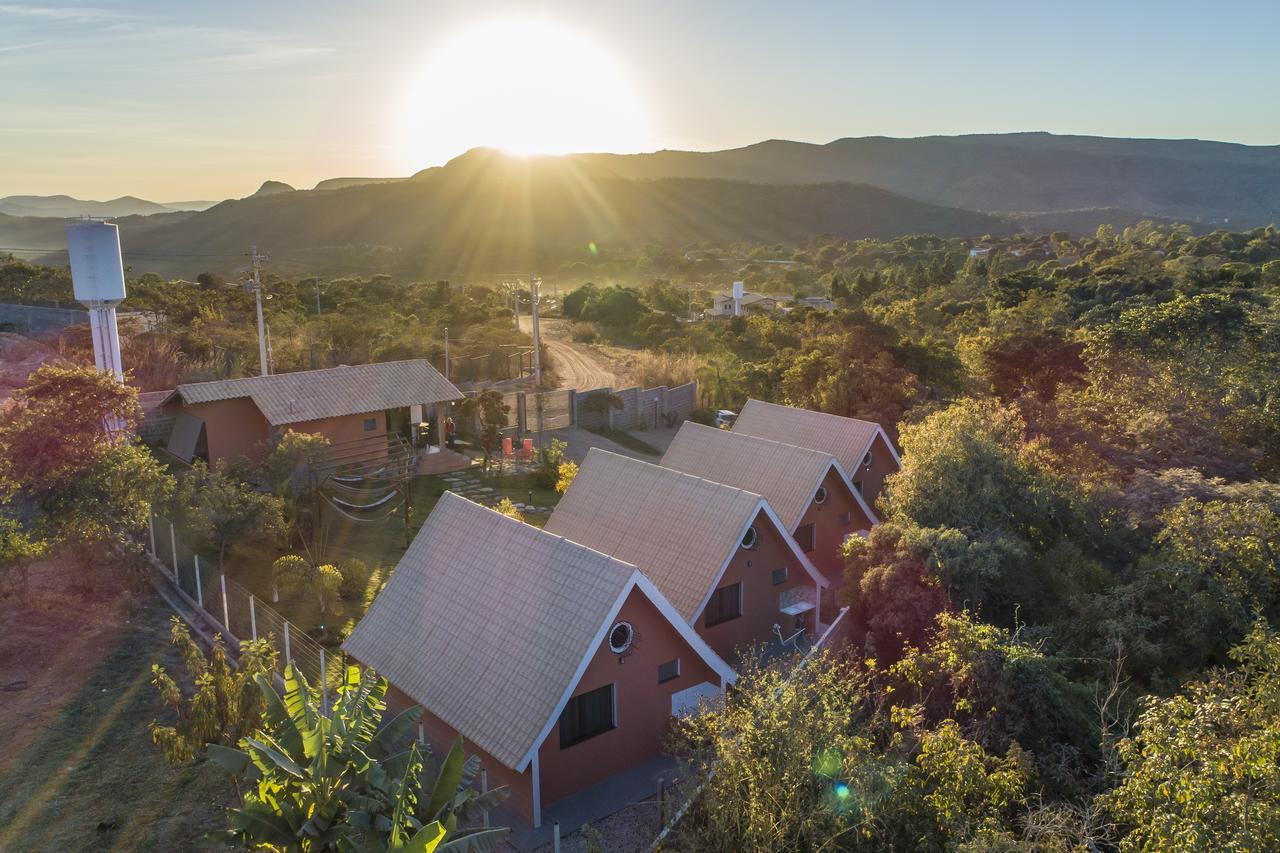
[1102,623,1280,850]
[150,616,278,765]
[1158,497,1280,620]
[209,664,508,852]
[841,524,950,662]
[555,460,578,494]
[181,460,287,572]
[458,390,509,465]
[271,554,344,614]
[493,497,525,522]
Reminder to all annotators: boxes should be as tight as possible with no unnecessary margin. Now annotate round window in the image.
[741,526,759,550]
[862,450,873,469]
[814,486,828,505]
[608,621,634,654]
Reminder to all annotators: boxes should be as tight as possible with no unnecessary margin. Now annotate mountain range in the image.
[4,133,1278,278]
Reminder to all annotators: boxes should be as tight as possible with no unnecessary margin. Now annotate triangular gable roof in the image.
[660,422,878,531]
[167,359,461,426]
[342,492,732,772]
[545,449,828,623]
[732,398,901,474]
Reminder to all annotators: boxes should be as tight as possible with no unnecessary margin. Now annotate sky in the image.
[3,0,1279,200]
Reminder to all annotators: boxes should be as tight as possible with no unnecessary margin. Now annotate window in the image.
[741,526,759,550]
[862,450,873,469]
[658,659,681,683]
[559,684,615,748]
[608,621,634,654]
[363,417,377,432]
[705,582,743,627]
[771,566,789,586]
[839,512,852,526]
[814,486,828,505]
[853,480,864,496]
[795,523,816,553]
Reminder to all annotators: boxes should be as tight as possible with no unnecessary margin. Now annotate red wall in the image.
[848,433,899,512]
[538,588,720,806]
[292,410,387,447]
[795,467,875,584]
[697,509,819,661]
[186,397,270,467]
[384,684,538,825]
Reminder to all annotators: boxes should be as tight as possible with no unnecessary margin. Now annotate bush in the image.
[570,322,600,343]
[631,350,700,389]
[336,558,371,600]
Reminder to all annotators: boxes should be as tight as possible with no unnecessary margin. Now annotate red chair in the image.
[502,436,514,457]
[522,438,534,458]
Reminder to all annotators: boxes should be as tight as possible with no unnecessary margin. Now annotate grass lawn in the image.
[218,467,562,646]
[0,556,235,851]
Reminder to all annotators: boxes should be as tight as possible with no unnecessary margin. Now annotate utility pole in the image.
[247,245,270,376]
[314,279,322,316]
[531,275,544,451]
[443,326,451,381]
[512,279,521,332]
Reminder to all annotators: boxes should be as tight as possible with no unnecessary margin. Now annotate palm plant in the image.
[209,663,508,852]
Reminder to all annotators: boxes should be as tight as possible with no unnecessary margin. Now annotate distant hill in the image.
[574,133,1280,227]
[163,199,222,212]
[0,194,174,218]
[312,177,404,192]
[0,210,196,261]
[251,180,295,197]
[111,149,1011,277]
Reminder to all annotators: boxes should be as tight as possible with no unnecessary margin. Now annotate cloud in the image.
[0,4,124,23]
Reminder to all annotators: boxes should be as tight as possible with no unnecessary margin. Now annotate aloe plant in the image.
[209,662,509,852]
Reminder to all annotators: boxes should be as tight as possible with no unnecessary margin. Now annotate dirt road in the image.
[520,316,619,390]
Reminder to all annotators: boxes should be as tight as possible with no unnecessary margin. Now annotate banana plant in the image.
[208,662,509,852]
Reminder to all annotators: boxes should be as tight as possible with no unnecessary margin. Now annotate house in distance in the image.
[731,398,902,508]
[545,448,832,661]
[342,493,735,830]
[659,421,877,584]
[159,358,463,468]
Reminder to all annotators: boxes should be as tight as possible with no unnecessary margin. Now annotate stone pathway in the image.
[439,472,555,514]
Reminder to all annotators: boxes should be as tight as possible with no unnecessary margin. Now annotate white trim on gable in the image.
[688,498,830,631]
[867,426,902,469]
[515,570,737,774]
[826,460,880,526]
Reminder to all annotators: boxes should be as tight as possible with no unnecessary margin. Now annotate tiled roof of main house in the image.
[343,492,732,772]
[546,448,823,622]
[167,359,461,426]
[731,398,892,473]
[659,422,877,531]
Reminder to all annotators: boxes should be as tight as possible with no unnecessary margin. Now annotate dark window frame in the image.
[795,522,816,553]
[771,566,789,585]
[559,683,615,749]
[363,417,378,432]
[705,582,743,627]
[658,658,681,683]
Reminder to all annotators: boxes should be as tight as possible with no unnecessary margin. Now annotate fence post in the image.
[320,649,328,713]
[658,777,666,823]
[169,521,178,579]
[193,554,203,608]
[481,769,490,828]
[552,821,560,853]
[249,594,258,640]
[221,573,230,633]
[283,621,292,665]
[418,722,425,746]
[148,512,156,557]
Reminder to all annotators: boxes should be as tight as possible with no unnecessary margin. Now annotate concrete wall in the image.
[538,587,719,807]
[290,410,387,448]
[183,397,272,467]
[573,381,697,431]
[697,508,820,661]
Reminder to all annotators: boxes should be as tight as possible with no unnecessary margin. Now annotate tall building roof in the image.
[659,422,877,531]
[545,449,825,622]
[731,398,897,475]
[343,492,731,771]
[168,359,460,426]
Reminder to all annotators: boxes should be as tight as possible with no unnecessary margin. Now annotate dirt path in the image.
[520,317,620,390]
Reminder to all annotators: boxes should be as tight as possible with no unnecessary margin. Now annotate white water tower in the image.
[66,219,127,381]
[732,280,745,317]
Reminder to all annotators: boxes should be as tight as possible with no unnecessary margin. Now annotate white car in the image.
[714,410,738,429]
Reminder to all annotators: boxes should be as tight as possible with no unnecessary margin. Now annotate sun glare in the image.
[396,17,653,169]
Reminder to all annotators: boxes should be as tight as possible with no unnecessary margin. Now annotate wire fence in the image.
[147,512,342,694]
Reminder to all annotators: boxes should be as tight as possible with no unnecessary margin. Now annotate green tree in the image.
[1102,623,1280,851]
[150,616,279,764]
[180,460,287,572]
[271,554,344,614]
[458,390,509,465]
[210,664,508,852]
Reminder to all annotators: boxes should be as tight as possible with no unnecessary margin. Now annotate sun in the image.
[396,17,654,169]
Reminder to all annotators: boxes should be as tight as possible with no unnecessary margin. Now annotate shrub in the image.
[570,321,600,343]
[336,558,371,600]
